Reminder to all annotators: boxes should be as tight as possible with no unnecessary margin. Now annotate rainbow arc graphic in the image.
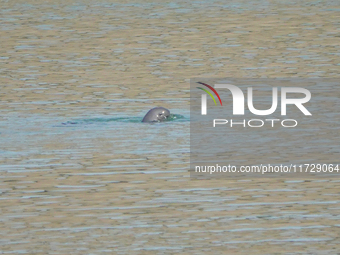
[197,82,222,115]
[196,82,223,106]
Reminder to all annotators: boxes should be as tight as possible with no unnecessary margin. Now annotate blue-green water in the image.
[61,114,186,125]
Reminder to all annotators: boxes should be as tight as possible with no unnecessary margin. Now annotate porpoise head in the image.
[142,107,170,122]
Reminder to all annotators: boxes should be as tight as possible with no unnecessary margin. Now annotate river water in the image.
[0,1,340,254]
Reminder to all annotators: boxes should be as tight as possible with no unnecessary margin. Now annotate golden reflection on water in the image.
[1,0,340,254]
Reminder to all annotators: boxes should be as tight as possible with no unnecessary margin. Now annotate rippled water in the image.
[1,0,340,254]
